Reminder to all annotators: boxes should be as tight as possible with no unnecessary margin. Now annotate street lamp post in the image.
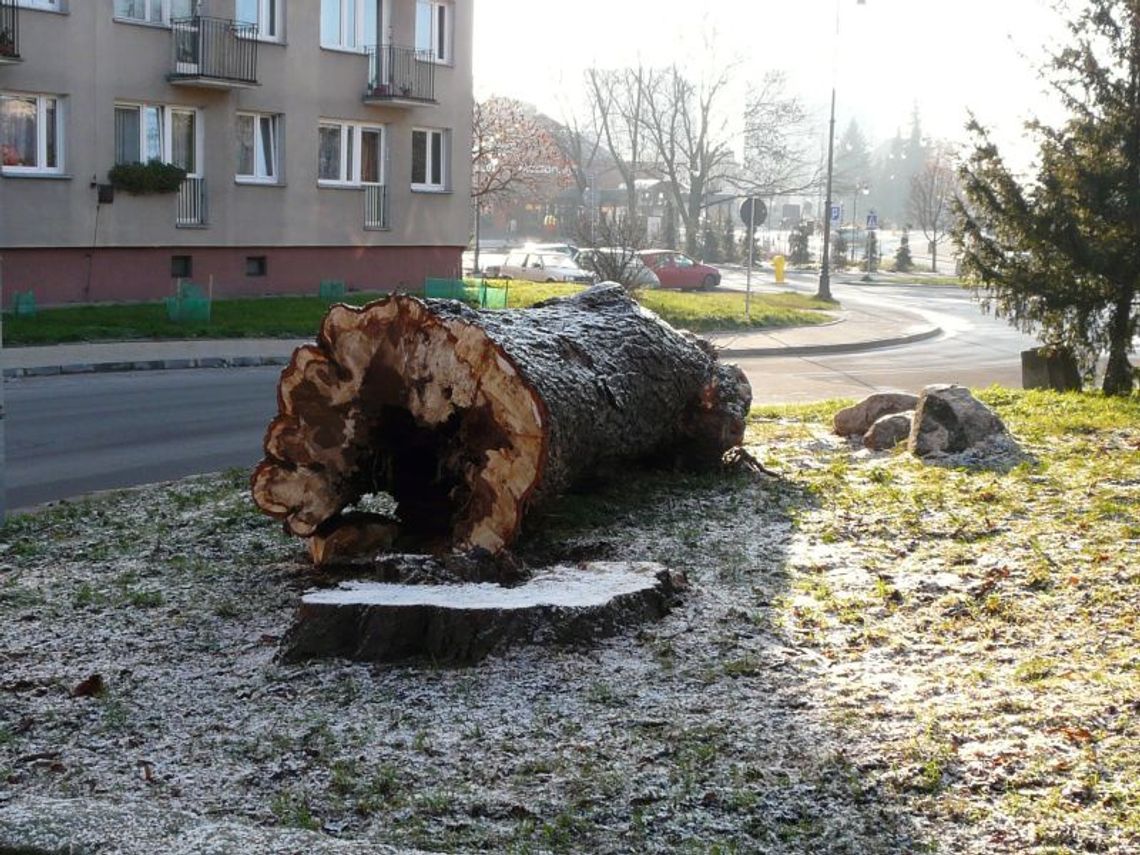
[816,0,865,302]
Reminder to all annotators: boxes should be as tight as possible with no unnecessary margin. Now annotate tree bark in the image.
[1102,287,1136,395]
[251,285,751,560]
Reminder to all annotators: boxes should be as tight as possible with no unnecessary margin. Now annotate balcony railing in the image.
[364,45,436,105]
[364,184,389,230]
[169,17,258,88]
[0,0,20,64]
[177,177,208,227]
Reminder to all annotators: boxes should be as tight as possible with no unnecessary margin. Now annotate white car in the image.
[499,251,595,284]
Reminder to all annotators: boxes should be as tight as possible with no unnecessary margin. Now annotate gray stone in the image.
[908,384,1009,457]
[863,410,913,450]
[834,392,919,437]
[280,561,688,665]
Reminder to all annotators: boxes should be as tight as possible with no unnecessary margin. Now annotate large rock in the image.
[908,384,1008,457]
[834,393,919,437]
[864,411,914,451]
[280,561,687,664]
[1021,347,1082,392]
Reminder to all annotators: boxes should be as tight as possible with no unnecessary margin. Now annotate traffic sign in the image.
[739,198,767,228]
[866,210,879,230]
[830,204,842,224]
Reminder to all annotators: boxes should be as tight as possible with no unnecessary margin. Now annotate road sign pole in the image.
[0,255,6,522]
[745,198,756,321]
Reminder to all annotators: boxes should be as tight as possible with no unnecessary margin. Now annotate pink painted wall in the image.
[1,246,465,306]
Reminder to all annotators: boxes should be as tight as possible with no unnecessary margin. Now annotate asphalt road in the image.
[2,275,1041,511]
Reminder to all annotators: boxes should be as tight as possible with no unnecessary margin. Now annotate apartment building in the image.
[0,0,472,304]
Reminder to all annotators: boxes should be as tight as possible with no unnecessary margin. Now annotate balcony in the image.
[364,184,389,230]
[0,0,20,65]
[169,17,258,89]
[177,177,208,227]
[363,45,436,107]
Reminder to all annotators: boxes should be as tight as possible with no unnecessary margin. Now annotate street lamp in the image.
[817,0,866,302]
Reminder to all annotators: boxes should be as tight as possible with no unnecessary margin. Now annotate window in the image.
[318,120,384,186]
[415,0,452,63]
[321,0,366,50]
[113,0,194,23]
[236,0,280,40]
[236,113,280,182]
[1,93,63,174]
[246,256,267,277]
[171,255,192,278]
[114,103,200,175]
[411,127,448,191]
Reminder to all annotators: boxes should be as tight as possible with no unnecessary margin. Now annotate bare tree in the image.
[734,72,818,199]
[908,150,958,272]
[585,66,650,225]
[550,98,605,202]
[641,64,736,257]
[471,97,565,270]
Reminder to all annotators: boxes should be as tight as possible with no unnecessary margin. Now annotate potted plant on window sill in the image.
[108,160,188,195]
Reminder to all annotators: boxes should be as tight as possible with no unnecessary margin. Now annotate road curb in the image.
[714,324,943,358]
[2,354,292,379]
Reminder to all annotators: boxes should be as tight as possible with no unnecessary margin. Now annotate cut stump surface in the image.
[280,561,688,664]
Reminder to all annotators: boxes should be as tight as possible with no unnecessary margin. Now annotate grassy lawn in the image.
[1,389,1136,852]
[2,283,833,345]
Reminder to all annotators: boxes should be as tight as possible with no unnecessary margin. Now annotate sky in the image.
[473,0,1068,161]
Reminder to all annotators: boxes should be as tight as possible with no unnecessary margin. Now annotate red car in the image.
[637,250,720,290]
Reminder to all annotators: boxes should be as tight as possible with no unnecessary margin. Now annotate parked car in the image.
[522,241,580,260]
[637,250,721,290]
[576,247,660,289]
[499,251,595,284]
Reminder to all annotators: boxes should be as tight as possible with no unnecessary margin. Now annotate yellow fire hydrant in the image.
[774,254,787,284]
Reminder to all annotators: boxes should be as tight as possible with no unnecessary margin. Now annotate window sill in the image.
[1,170,71,180]
[21,5,68,15]
[112,17,170,29]
[318,181,368,190]
[236,177,284,187]
[319,44,368,57]
[411,185,450,195]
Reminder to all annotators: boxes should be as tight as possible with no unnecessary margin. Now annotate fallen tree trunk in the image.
[251,284,751,559]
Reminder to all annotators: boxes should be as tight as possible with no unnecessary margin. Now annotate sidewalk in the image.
[1,304,940,377]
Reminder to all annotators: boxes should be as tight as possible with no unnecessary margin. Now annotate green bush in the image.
[108,160,187,195]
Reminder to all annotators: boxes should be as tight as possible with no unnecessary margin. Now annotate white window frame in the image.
[415,0,452,64]
[114,102,202,177]
[410,127,448,192]
[320,0,366,51]
[317,119,385,187]
[113,0,198,24]
[236,0,282,42]
[235,112,281,184]
[18,1,63,11]
[0,92,64,175]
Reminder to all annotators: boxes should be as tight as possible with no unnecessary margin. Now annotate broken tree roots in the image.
[251,284,752,560]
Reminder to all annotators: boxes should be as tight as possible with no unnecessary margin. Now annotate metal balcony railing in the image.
[170,17,258,87]
[177,177,208,227]
[364,184,389,230]
[0,0,20,63]
[364,45,435,104]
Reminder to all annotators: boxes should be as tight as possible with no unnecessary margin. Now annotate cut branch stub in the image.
[251,285,751,559]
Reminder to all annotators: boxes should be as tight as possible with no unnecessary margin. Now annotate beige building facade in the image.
[0,0,472,304]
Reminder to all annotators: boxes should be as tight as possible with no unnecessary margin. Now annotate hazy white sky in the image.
[473,0,1067,155]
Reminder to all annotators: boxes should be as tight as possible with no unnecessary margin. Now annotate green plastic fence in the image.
[425,277,507,308]
[12,291,37,318]
[319,279,346,301]
[166,281,211,323]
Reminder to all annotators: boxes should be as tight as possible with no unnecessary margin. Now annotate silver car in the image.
[499,251,595,284]
[576,247,661,289]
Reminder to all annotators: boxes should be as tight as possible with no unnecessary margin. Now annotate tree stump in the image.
[251,285,751,560]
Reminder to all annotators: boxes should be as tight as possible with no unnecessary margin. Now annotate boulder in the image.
[834,393,919,437]
[1021,347,1082,392]
[908,384,1008,457]
[864,410,914,451]
[279,561,687,665]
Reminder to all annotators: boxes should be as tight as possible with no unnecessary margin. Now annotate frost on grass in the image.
[2,388,1139,854]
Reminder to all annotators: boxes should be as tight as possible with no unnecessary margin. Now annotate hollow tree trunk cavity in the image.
[251,285,752,562]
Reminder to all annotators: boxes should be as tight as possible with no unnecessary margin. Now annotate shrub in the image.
[108,160,187,195]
